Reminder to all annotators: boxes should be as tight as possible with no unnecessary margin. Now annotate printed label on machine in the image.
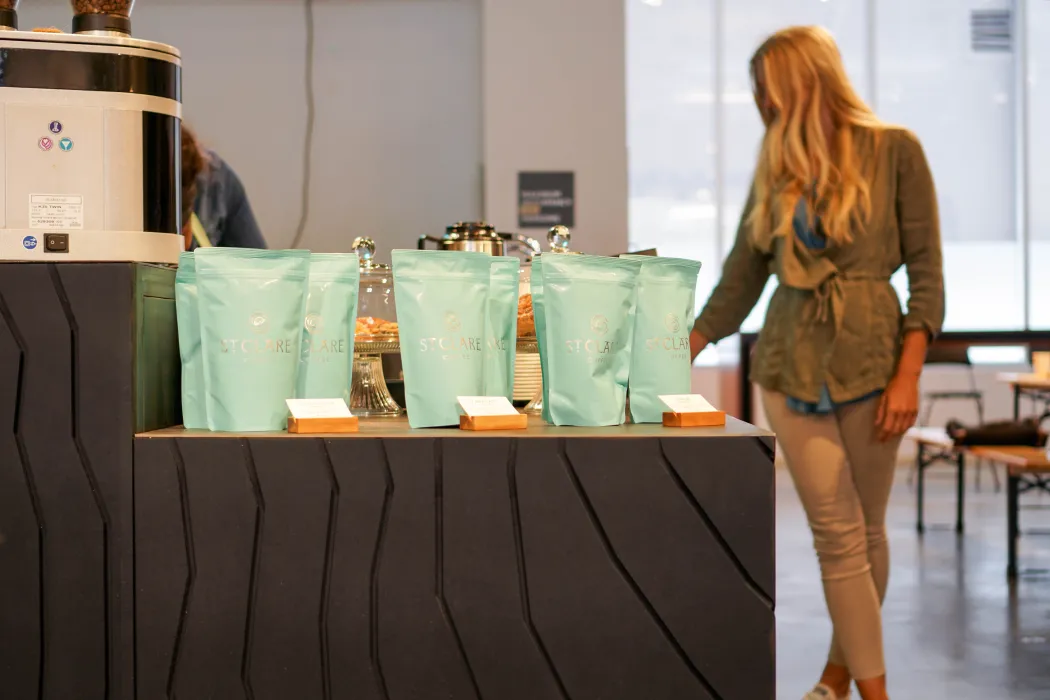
[29,194,84,230]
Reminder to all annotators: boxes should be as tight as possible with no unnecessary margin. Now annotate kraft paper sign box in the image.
[660,394,727,428]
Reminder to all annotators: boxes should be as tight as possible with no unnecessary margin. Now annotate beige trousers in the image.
[761,388,902,681]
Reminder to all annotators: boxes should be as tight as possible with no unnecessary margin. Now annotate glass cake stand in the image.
[351,337,402,417]
[351,236,402,417]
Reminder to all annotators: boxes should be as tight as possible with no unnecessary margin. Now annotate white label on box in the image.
[458,396,519,417]
[659,394,718,414]
[30,194,84,230]
[286,398,353,420]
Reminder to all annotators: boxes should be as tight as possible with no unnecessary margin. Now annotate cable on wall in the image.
[290,0,316,249]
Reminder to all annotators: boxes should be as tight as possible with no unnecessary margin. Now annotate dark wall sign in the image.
[518,171,575,228]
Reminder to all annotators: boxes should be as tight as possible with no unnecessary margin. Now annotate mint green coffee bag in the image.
[175,252,207,429]
[483,257,520,400]
[530,256,552,423]
[297,254,360,402]
[621,255,702,423]
[542,255,642,426]
[195,248,311,432]
[393,250,492,428]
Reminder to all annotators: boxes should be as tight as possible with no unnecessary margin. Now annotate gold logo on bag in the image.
[418,311,480,359]
[249,312,269,334]
[305,313,324,334]
[645,312,690,358]
[566,314,622,366]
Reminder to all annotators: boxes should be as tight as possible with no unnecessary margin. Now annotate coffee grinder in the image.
[0,0,183,263]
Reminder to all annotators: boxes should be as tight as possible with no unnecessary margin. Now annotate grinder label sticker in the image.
[29,194,84,230]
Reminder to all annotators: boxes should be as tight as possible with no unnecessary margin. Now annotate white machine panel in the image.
[104,109,145,232]
[6,103,105,232]
[0,229,182,264]
[0,32,183,264]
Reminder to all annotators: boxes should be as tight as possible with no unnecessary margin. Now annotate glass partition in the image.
[628,0,1036,338]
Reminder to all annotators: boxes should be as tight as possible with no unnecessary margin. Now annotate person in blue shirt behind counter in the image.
[181,124,267,250]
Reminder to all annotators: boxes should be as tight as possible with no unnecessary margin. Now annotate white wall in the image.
[20,0,484,258]
[481,0,629,254]
[20,0,630,257]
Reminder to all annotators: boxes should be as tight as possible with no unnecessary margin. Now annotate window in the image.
[1028,0,1050,329]
[627,0,869,337]
[878,0,1020,330]
[626,0,716,315]
[627,0,1035,340]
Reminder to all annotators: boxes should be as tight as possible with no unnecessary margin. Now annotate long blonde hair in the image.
[748,26,884,248]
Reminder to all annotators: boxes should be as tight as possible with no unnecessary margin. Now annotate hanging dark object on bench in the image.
[946,411,1050,447]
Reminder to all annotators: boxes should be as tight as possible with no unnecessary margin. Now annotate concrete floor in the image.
[775,465,1050,699]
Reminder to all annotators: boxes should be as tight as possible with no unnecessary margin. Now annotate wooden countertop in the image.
[138,415,772,441]
[997,372,1050,389]
[968,445,1050,472]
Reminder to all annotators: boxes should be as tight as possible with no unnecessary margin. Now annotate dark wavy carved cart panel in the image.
[134,432,775,700]
[0,263,177,700]
[0,262,774,700]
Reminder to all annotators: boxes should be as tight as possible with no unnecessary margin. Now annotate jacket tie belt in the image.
[811,272,892,333]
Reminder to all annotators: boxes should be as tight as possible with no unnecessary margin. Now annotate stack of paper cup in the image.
[513,354,542,403]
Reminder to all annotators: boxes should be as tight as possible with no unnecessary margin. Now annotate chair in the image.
[915,344,1000,492]
[919,345,984,425]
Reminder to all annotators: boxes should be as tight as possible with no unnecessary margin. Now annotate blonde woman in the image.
[691,27,944,700]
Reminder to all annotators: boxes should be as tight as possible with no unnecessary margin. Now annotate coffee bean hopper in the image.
[0,0,183,264]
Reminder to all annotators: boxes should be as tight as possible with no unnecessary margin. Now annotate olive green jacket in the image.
[694,127,945,404]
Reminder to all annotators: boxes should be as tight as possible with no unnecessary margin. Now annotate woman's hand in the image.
[690,330,709,363]
[876,372,920,441]
[876,328,930,441]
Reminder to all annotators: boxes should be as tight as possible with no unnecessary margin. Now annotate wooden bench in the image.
[905,428,1050,578]
[905,427,966,534]
[967,445,1050,578]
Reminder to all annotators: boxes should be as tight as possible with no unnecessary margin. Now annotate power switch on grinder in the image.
[45,233,68,253]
